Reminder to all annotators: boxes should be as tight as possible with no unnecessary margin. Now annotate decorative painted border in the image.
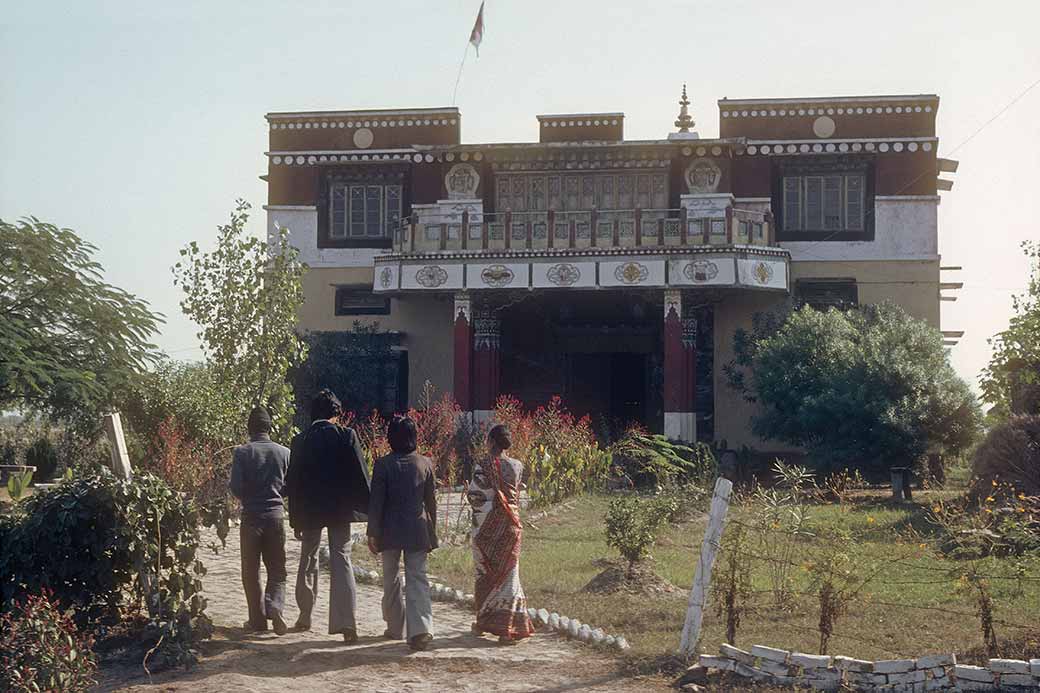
[269,150,420,165]
[738,139,936,156]
[720,103,935,119]
[269,115,459,131]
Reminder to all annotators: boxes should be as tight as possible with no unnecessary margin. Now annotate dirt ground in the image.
[97,526,672,692]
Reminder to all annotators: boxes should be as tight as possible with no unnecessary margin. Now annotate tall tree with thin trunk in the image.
[173,200,307,435]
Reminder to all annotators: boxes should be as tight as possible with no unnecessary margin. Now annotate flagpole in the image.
[451,42,470,106]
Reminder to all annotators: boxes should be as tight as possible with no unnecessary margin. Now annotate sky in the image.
[2,0,1039,393]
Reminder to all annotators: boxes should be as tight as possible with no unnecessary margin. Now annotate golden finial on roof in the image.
[674,83,695,133]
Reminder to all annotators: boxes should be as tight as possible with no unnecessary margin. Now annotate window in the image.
[773,158,873,241]
[781,174,865,232]
[796,280,858,311]
[493,172,668,212]
[334,287,391,316]
[330,183,402,240]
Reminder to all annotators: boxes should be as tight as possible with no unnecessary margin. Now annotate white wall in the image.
[265,206,379,268]
[781,196,939,262]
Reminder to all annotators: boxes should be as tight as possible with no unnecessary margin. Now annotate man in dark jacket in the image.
[229,406,289,635]
[287,389,370,642]
[367,415,438,651]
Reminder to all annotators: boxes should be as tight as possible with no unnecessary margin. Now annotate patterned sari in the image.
[468,455,533,640]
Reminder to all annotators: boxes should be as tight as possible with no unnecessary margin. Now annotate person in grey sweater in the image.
[230,406,290,635]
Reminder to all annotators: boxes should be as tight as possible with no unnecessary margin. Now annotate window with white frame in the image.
[781,173,865,233]
[330,183,402,239]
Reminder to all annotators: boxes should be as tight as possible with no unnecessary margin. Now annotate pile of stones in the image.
[696,643,1040,691]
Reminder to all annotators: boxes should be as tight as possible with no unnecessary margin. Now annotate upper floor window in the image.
[773,158,873,242]
[330,183,402,240]
[319,167,407,248]
[782,174,864,232]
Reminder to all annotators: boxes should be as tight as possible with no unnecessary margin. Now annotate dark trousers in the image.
[240,517,287,628]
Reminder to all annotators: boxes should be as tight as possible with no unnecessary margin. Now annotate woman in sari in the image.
[467,424,534,644]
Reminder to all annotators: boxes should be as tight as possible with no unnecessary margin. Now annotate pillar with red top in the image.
[472,305,501,423]
[663,289,697,442]
[452,292,473,413]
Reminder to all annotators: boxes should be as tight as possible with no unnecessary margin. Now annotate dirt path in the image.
[98,527,670,692]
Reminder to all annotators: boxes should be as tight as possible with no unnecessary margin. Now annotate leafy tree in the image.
[726,303,981,476]
[0,218,162,425]
[173,200,307,435]
[980,241,1040,418]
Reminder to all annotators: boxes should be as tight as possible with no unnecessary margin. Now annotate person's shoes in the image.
[293,619,311,632]
[408,633,433,651]
[341,628,359,645]
[270,611,288,636]
[470,623,484,636]
[383,629,403,640]
[498,635,520,646]
[242,620,267,633]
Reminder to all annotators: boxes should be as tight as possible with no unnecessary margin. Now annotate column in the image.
[453,292,473,413]
[663,290,697,442]
[472,306,501,424]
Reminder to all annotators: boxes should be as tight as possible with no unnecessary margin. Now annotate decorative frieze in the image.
[269,150,416,165]
[720,99,935,119]
[268,112,459,130]
[738,138,936,156]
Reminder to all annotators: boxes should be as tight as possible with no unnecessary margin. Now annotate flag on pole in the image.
[469,2,485,56]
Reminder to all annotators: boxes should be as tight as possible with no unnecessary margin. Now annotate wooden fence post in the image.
[103,412,133,480]
[679,476,733,658]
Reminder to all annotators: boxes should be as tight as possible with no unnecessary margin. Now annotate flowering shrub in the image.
[930,481,1040,558]
[496,395,611,507]
[0,590,98,693]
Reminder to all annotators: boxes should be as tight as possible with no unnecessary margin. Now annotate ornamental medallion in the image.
[684,260,719,282]
[379,266,394,289]
[753,261,774,284]
[546,263,581,287]
[415,265,449,288]
[614,261,649,285]
[685,158,722,193]
[480,265,515,288]
[445,163,480,199]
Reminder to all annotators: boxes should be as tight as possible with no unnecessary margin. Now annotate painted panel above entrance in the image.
[373,247,790,293]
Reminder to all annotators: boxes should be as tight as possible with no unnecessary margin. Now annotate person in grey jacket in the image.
[229,406,289,635]
[367,415,438,651]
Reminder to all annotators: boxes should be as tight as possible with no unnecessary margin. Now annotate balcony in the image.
[373,207,790,294]
[391,207,774,254]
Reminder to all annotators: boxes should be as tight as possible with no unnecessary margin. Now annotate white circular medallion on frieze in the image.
[684,260,719,282]
[812,115,836,138]
[546,263,580,287]
[480,264,514,288]
[353,127,374,149]
[614,262,649,285]
[415,265,448,288]
[446,163,480,200]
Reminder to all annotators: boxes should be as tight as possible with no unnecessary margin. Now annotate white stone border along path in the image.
[696,642,1040,692]
[345,551,631,653]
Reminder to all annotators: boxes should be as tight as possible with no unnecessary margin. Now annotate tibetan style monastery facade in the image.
[264,92,954,447]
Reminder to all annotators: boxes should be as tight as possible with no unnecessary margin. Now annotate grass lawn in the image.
[375,485,1040,671]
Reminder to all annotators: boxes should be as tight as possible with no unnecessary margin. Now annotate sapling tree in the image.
[605,494,677,577]
[173,200,307,436]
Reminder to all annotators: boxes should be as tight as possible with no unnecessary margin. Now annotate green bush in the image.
[605,494,677,574]
[610,430,716,487]
[1,471,211,665]
[0,590,98,693]
[971,414,1040,498]
[726,303,982,477]
[25,436,59,481]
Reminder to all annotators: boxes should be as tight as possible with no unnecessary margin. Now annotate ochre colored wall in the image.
[297,267,454,405]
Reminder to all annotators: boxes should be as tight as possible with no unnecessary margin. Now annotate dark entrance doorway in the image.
[564,352,648,436]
